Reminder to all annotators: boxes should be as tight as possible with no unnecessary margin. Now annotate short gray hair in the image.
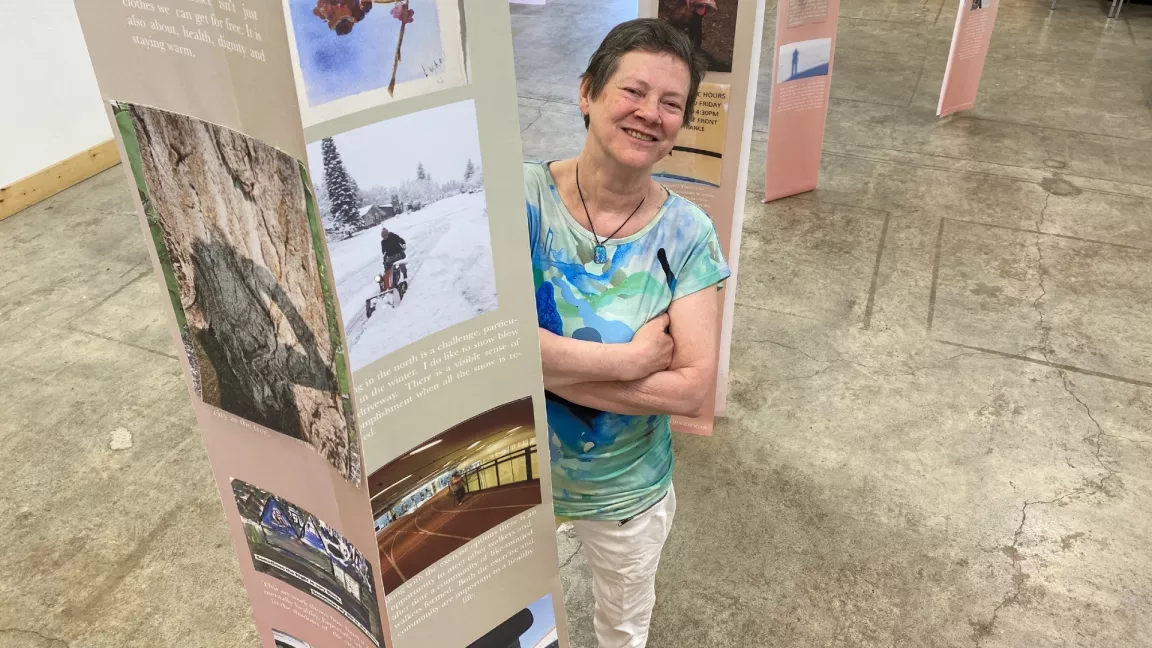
[579,18,706,129]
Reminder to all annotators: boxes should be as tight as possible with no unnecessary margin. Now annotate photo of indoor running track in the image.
[368,397,542,594]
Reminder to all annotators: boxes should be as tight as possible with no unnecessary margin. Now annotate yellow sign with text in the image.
[654,82,730,187]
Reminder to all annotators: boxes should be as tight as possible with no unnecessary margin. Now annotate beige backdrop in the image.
[73,0,567,647]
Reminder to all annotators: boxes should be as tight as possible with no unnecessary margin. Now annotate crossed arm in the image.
[538,286,721,419]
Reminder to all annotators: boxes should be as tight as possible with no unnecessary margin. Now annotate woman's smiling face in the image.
[581,50,692,171]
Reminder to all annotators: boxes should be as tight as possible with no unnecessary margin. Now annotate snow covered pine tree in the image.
[321,137,363,238]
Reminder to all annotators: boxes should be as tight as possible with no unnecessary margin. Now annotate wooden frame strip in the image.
[0,140,120,221]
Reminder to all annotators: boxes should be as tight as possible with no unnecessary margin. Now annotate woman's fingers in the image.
[642,312,670,334]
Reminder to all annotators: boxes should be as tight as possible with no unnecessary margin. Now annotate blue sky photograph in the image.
[519,594,558,648]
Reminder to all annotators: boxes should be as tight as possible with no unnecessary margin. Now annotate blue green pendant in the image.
[594,245,608,264]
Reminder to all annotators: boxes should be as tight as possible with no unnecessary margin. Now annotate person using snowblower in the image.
[366,227,410,319]
[379,227,408,294]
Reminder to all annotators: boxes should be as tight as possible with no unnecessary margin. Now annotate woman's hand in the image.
[624,313,674,381]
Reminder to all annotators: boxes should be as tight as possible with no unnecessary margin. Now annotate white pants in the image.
[570,484,677,648]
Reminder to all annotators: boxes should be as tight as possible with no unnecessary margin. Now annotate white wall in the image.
[0,1,112,187]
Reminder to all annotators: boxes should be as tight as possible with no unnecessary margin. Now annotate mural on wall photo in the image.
[658,0,739,73]
[285,0,469,124]
[113,102,361,484]
[369,397,541,594]
[233,479,385,646]
[305,99,497,372]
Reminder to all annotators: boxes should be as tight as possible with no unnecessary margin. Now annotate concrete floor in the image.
[3,0,1152,646]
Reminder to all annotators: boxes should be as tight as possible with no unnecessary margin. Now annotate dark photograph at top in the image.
[114,102,361,484]
[658,0,740,73]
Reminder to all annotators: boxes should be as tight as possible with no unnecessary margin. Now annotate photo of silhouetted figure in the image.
[777,38,833,84]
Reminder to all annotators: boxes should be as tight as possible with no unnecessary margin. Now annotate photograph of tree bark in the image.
[114,102,362,484]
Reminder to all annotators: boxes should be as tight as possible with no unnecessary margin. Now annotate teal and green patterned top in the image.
[524,161,731,521]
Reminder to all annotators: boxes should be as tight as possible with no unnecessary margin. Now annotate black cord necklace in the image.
[576,163,646,264]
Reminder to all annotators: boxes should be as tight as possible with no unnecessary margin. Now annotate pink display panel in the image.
[763,0,841,202]
[938,0,1001,117]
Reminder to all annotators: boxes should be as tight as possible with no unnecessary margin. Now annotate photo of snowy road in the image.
[330,193,497,371]
[306,100,498,373]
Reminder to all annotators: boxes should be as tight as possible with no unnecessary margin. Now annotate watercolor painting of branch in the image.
[289,0,457,107]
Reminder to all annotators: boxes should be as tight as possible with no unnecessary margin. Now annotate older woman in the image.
[524,18,731,648]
